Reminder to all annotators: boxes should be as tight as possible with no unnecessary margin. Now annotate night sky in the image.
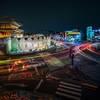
[0,0,100,33]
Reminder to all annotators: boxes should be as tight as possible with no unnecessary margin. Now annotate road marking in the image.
[57,88,81,96]
[35,79,43,90]
[56,81,82,100]
[56,91,81,100]
[59,84,82,92]
[60,81,81,88]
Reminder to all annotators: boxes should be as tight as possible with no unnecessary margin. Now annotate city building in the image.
[86,26,100,41]
[92,29,100,41]
[64,29,81,43]
[86,26,94,41]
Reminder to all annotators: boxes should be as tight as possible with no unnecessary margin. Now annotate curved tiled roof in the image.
[0,17,21,27]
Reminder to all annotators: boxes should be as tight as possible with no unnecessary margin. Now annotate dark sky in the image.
[0,0,100,32]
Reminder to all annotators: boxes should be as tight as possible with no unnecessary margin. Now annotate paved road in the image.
[74,49,100,86]
[0,42,99,100]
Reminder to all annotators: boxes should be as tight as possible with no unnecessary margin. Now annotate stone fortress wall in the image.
[7,35,53,54]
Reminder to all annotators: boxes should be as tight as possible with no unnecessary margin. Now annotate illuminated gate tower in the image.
[0,17,22,38]
[0,17,24,54]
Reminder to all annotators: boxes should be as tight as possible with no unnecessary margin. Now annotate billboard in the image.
[68,32,80,34]
[64,30,81,42]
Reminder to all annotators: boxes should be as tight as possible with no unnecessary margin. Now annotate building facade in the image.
[64,29,81,43]
[86,26,94,41]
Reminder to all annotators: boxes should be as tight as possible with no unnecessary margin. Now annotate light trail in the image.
[42,42,92,64]
[78,43,100,63]
[79,50,100,63]
[0,42,93,75]
[0,42,92,65]
[87,44,100,55]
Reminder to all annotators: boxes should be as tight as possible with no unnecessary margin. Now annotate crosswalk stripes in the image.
[59,84,81,92]
[56,81,82,100]
[56,91,81,100]
[60,81,82,88]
